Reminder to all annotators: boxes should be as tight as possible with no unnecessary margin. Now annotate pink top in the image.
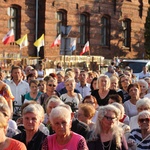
[42,132,88,150]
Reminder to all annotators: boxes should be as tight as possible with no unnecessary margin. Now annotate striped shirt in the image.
[128,128,150,149]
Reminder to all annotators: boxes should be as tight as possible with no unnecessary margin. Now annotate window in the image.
[56,10,67,34]
[7,5,21,40]
[80,13,90,44]
[122,19,131,48]
[101,16,110,46]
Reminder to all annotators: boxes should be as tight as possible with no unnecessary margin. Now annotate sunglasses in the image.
[104,115,116,121]
[48,84,56,87]
[139,118,150,123]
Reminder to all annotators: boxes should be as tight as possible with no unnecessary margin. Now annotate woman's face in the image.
[101,110,117,129]
[52,117,71,136]
[38,82,46,93]
[30,83,38,93]
[23,112,41,132]
[120,76,130,88]
[92,80,98,90]
[99,77,109,89]
[110,80,118,90]
[128,86,140,99]
[138,106,150,113]
[138,116,150,130]
[65,80,75,92]
[77,109,87,123]
[47,81,57,92]
[46,101,59,115]
[139,83,147,94]
[84,98,96,109]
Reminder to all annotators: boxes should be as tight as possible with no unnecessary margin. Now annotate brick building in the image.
[0,0,149,63]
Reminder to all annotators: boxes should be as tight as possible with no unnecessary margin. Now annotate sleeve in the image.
[41,137,49,150]
[77,137,88,150]
[121,135,128,150]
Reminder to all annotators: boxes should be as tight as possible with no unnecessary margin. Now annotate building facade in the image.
[0,0,149,62]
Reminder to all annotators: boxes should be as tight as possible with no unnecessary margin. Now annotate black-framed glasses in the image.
[104,115,116,121]
[139,118,150,123]
[48,84,56,87]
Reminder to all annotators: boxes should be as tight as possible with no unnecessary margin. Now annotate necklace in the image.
[101,140,112,150]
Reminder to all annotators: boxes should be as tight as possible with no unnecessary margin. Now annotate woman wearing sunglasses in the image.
[128,110,150,149]
[87,104,128,150]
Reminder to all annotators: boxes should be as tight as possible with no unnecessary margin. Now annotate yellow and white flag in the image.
[16,34,28,49]
[34,34,44,52]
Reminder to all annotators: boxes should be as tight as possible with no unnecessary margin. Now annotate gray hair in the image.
[136,97,150,109]
[23,104,44,122]
[98,74,110,89]
[138,110,150,120]
[138,79,149,90]
[50,106,71,125]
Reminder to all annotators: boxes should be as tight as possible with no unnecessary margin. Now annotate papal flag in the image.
[16,34,28,49]
[34,34,44,52]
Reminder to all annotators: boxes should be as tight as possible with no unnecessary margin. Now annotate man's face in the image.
[11,68,22,81]
[79,71,87,83]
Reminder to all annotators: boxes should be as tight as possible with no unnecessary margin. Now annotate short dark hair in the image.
[127,83,140,93]
[109,94,122,104]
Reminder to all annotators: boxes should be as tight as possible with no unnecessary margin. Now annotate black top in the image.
[91,89,117,106]
[13,130,47,150]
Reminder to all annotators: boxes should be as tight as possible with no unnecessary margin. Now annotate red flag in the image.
[80,41,90,55]
[2,29,15,45]
[50,34,61,47]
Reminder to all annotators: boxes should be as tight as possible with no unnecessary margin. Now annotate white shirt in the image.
[139,71,150,79]
[129,115,139,131]
[76,83,91,98]
[6,80,30,105]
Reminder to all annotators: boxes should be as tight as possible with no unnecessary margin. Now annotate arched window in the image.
[7,5,21,40]
[101,15,110,46]
[122,19,131,48]
[80,13,90,44]
[56,10,67,34]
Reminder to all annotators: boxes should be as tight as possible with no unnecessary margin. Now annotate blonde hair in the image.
[0,112,7,128]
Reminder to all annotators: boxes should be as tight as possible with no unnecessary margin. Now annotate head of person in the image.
[82,95,98,110]
[11,66,22,81]
[38,64,43,70]
[144,77,150,88]
[0,111,8,135]
[38,80,46,93]
[136,97,150,113]
[73,67,80,82]
[79,70,88,84]
[56,71,64,83]
[22,104,44,132]
[46,95,64,115]
[46,78,57,92]
[98,74,110,90]
[30,69,38,79]
[0,70,5,81]
[95,104,120,133]
[107,65,114,73]
[127,83,141,100]
[77,103,95,123]
[49,73,57,81]
[65,78,76,92]
[64,71,75,81]
[123,70,132,80]
[138,79,148,94]
[108,94,122,104]
[143,66,148,73]
[56,62,62,69]
[49,106,72,136]
[25,65,34,76]
[90,77,98,91]
[87,71,94,84]
[27,73,36,84]
[110,76,119,91]
[29,80,39,93]
[119,74,131,89]
[138,111,150,130]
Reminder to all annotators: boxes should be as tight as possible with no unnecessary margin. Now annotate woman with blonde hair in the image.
[87,104,128,150]
[91,74,117,106]
[0,111,26,150]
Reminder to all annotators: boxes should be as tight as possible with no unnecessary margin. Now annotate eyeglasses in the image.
[139,118,150,123]
[48,84,56,87]
[104,115,116,121]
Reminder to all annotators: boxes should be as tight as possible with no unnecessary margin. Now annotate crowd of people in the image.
[0,62,150,150]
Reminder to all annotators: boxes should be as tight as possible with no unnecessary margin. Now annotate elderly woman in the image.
[124,83,140,118]
[0,112,27,150]
[129,97,150,130]
[77,103,95,130]
[60,78,82,112]
[13,104,47,150]
[87,104,128,150]
[42,106,88,150]
[91,74,117,106]
[23,80,42,103]
[138,79,149,98]
[128,111,150,149]
[119,74,131,103]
